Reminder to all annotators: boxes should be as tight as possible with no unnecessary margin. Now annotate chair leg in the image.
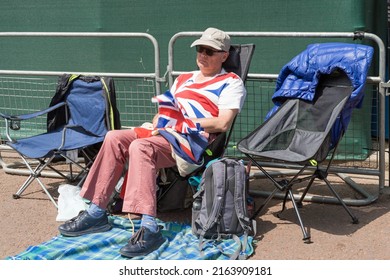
[35,177,58,208]
[287,188,311,242]
[323,177,359,224]
[280,189,289,213]
[258,179,311,243]
[13,156,58,208]
[13,170,58,208]
[157,176,179,203]
[13,174,36,198]
[248,156,311,242]
[13,159,46,197]
[276,187,311,243]
[61,153,90,182]
[76,171,88,188]
[297,176,316,207]
[255,187,280,217]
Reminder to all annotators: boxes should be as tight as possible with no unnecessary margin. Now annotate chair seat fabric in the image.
[8,126,105,158]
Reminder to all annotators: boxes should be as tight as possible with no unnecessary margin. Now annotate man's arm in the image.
[152,113,159,128]
[191,108,238,133]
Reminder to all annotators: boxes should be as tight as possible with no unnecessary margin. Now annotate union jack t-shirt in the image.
[137,69,246,170]
[154,69,246,133]
[171,69,246,119]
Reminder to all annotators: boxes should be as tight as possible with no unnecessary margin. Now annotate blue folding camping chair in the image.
[0,74,120,207]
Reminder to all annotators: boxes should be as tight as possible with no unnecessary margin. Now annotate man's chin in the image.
[197,61,208,68]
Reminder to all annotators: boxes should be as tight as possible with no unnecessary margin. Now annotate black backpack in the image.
[192,158,256,259]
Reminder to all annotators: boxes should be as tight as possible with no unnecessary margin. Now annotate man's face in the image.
[196,45,228,76]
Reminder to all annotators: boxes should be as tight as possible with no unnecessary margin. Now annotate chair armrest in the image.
[0,101,67,143]
[0,101,66,121]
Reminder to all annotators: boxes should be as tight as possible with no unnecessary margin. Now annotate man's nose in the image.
[198,49,208,56]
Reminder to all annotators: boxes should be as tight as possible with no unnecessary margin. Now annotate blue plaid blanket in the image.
[7,216,254,260]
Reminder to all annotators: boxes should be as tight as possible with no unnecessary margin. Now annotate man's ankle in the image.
[141,214,158,232]
[87,203,106,218]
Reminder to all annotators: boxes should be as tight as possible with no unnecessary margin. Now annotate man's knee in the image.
[129,139,152,154]
[104,130,125,143]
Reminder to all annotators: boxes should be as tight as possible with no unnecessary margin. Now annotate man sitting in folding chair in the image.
[58,27,247,258]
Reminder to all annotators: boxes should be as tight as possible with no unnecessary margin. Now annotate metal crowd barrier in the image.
[0,32,162,93]
[0,32,162,177]
[0,31,388,206]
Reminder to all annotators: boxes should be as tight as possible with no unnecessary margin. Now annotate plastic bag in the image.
[56,184,89,221]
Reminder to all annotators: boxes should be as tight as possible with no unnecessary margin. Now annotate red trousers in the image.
[79,129,176,216]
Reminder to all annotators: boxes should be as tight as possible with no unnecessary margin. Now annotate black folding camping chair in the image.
[237,42,374,242]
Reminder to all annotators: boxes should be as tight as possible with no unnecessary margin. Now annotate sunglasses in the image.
[196,45,226,56]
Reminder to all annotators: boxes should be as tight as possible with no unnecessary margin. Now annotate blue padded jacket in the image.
[269,42,373,112]
[266,42,374,148]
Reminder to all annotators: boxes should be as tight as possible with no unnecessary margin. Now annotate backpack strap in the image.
[201,159,226,236]
[234,161,251,225]
[215,232,251,260]
[232,160,252,259]
[215,234,242,260]
[238,231,249,260]
[198,159,226,253]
